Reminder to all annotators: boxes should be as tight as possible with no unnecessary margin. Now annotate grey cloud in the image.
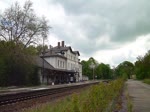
[1,0,150,66]
[49,0,150,56]
[52,0,150,41]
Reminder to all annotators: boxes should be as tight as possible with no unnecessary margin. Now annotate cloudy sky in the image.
[0,0,150,67]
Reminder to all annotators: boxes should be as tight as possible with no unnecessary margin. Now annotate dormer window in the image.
[61,51,65,55]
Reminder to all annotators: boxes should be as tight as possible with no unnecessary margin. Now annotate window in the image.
[60,61,62,67]
[58,60,59,67]
[63,61,64,68]
[71,63,72,69]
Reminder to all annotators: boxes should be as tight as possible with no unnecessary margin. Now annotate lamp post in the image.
[90,62,95,80]
[42,33,46,84]
[42,27,52,84]
[42,40,44,84]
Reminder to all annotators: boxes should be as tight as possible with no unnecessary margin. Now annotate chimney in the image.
[58,42,60,47]
[49,45,53,49]
[62,41,65,47]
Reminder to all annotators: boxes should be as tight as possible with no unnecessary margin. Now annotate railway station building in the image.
[36,41,82,85]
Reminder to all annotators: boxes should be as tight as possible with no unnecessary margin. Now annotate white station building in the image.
[37,41,82,85]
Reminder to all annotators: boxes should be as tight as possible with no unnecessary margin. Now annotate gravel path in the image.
[127,80,150,112]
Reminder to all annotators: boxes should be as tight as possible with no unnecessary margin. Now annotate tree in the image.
[88,57,99,65]
[135,50,150,79]
[115,61,134,79]
[0,1,51,86]
[36,44,48,55]
[95,63,112,79]
[81,58,97,80]
[0,41,40,86]
[0,1,50,48]
[81,57,113,80]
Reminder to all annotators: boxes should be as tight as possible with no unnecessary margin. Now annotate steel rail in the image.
[0,82,99,106]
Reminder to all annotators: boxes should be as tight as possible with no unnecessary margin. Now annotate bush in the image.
[0,41,40,87]
[143,79,150,85]
[26,79,124,112]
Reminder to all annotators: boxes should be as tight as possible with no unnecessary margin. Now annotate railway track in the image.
[0,81,99,106]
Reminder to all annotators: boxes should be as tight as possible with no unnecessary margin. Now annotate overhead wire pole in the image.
[42,34,45,84]
[90,62,95,80]
[42,26,52,84]
[93,67,94,80]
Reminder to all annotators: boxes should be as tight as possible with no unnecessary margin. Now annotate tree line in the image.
[0,41,49,86]
[0,1,50,86]
[81,57,113,80]
[0,0,149,87]
[134,50,150,79]
[82,50,150,80]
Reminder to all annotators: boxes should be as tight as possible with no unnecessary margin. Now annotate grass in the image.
[24,79,124,112]
[124,83,133,112]
[126,93,133,112]
[143,79,150,85]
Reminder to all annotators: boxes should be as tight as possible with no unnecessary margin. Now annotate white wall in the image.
[44,48,82,82]
[79,63,82,81]
[45,57,56,68]
[56,57,67,69]
[45,57,66,69]
[66,50,77,70]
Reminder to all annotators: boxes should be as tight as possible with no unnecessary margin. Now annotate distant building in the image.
[37,41,82,85]
[82,75,89,81]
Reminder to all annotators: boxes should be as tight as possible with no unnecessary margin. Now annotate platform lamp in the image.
[90,62,95,80]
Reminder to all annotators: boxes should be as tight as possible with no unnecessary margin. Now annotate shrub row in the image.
[143,79,150,85]
[27,79,124,112]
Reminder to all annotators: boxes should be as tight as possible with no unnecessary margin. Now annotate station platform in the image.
[0,80,100,95]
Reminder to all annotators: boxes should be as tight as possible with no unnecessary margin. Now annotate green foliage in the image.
[36,45,48,55]
[95,63,112,79]
[0,1,50,48]
[0,41,40,86]
[115,61,134,79]
[72,94,80,112]
[25,46,38,55]
[143,79,150,85]
[122,73,128,81]
[0,0,49,86]
[135,51,150,79]
[81,60,93,79]
[81,57,113,80]
[126,90,133,112]
[25,79,124,112]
